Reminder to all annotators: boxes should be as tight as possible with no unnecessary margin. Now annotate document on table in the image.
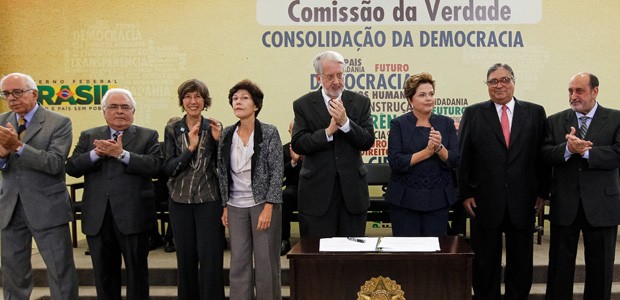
[319,237,380,252]
[319,237,440,252]
[376,237,440,252]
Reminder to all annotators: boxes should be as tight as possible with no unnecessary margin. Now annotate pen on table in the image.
[347,237,366,243]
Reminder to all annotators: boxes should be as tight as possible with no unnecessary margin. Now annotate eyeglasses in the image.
[321,73,344,82]
[485,77,513,87]
[0,89,34,99]
[105,104,134,111]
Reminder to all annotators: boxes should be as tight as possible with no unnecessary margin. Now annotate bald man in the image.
[543,72,620,299]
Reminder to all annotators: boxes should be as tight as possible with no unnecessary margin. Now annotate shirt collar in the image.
[575,102,598,119]
[494,97,515,114]
[321,89,343,105]
[17,103,39,125]
[109,128,124,139]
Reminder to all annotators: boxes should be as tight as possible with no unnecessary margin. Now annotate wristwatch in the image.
[117,150,127,160]
[434,144,444,154]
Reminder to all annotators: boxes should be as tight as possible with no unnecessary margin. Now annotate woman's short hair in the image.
[177,79,212,110]
[228,79,264,117]
[403,72,435,100]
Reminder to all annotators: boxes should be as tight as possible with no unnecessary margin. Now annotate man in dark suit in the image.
[0,73,78,299]
[543,72,620,299]
[292,50,375,238]
[458,63,549,299]
[66,88,161,300]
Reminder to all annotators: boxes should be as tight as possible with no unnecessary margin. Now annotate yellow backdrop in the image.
[1,0,619,169]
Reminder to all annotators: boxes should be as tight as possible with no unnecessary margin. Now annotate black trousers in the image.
[470,211,533,300]
[87,203,150,300]
[299,177,367,238]
[546,202,617,300]
[170,201,225,300]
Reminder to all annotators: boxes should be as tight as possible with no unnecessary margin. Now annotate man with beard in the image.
[291,51,375,238]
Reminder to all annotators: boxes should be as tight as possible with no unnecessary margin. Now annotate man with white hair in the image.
[292,51,375,238]
[66,88,161,299]
[0,72,78,300]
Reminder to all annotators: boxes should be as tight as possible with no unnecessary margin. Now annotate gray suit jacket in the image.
[65,125,161,235]
[291,89,375,216]
[0,106,73,230]
[542,105,620,227]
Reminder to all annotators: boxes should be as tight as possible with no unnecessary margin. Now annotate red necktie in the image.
[501,105,510,147]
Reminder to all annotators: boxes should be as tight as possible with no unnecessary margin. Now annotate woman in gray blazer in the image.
[217,79,283,300]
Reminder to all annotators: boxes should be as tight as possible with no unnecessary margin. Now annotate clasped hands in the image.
[326,98,348,136]
[93,134,123,158]
[0,123,22,157]
[426,127,443,153]
[566,127,592,156]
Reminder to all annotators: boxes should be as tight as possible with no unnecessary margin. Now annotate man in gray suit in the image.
[66,88,161,299]
[543,72,620,299]
[0,73,78,299]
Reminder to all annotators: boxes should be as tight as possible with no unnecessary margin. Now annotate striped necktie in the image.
[579,116,589,139]
[17,117,26,140]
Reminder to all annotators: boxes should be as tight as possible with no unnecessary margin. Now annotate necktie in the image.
[579,116,589,139]
[112,132,119,141]
[17,117,26,140]
[500,105,510,147]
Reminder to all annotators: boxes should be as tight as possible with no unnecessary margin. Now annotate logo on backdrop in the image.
[36,79,118,112]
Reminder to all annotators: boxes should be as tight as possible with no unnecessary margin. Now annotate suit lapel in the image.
[252,119,263,182]
[4,112,18,136]
[221,122,237,170]
[21,108,45,144]
[311,89,332,126]
[341,90,354,115]
[120,125,136,149]
[480,101,506,148]
[509,99,526,148]
[563,110,578,137]
[585,105,608,141]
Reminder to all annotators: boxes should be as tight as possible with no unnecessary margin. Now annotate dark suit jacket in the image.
[0,106,73,230]
[542,105,620,227]
[291,89,374,216]
[458,98,549,229]
[283,142,301,188]
[65,125,161,235]
[386,113,459,211]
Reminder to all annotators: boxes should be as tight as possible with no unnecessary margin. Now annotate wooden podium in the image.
[287,236,474,300]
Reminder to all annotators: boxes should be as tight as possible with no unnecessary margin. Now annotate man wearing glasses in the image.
[66,88,161,299]
[292,51,375,238]
[458,63,550,299]
[0,73,78,299]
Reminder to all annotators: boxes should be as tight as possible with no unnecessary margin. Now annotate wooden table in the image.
[287,236,474,299]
